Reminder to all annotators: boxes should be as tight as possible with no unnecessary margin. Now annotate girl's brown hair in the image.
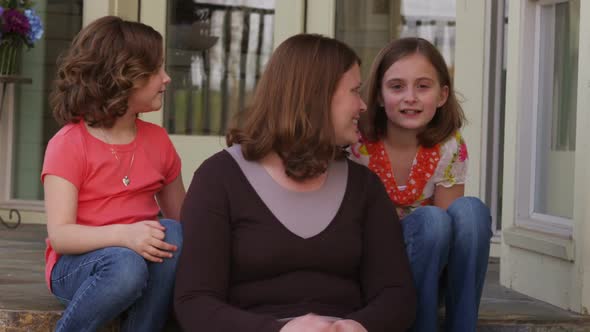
[226,34,360,181]
[362,37,465,147]
[50,16,163,128]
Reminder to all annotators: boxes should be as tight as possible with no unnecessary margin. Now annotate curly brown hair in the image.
[50,16,163,128]
[362,37,465,147]
[226,34,360,181]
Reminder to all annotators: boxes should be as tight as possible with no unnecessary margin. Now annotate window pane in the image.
[534,0,579,219]
[335,0,456,78]
[164,0,276,136]
[12,0,83,200]
[551,2,578,151]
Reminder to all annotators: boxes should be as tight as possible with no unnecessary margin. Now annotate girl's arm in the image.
[45,175,177,262]
[156,174,186,220]
[434,184,464,210]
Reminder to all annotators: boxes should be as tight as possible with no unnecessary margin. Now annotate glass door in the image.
[139,0,302,184]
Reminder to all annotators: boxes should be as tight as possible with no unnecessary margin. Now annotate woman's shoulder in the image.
[345,157,383,190]
[195,148,236,175]
[188,148,246,194]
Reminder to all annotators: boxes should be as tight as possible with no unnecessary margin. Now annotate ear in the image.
[437,85,449,108]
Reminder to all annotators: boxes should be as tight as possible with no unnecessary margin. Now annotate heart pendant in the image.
[122,176,130,186]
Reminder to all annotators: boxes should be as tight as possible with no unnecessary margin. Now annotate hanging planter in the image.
[0,40,21,75]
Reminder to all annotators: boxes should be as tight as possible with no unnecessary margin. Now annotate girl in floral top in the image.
[349,37,492,332]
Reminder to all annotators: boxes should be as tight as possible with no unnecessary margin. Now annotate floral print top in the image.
[349,131,468,219]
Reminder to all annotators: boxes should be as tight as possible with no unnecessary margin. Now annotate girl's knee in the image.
[160,219,183,249]
[403,206,452,249]
[448,197,490,219]
[99,248,149,296]
[448,197,492,241]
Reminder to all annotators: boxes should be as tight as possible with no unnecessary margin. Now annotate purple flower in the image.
[24,9,42,42]
[2,9,30,36]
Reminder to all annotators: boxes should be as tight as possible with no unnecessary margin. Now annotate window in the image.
[8,0,83,202]
[164,0,276,136]
[335,0,456,78]
[517,0,579,236]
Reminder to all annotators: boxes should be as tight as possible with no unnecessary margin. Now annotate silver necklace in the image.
[100,127,136,187]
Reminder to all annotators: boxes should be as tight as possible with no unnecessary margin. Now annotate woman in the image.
[174,34,416,332]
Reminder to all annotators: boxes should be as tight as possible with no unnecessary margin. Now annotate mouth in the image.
[352,118,361,136]
[400,109,422,115]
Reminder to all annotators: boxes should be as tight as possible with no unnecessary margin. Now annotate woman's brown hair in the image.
[50,16,163,128]
[362,37,465,147]
[227,34,360,181]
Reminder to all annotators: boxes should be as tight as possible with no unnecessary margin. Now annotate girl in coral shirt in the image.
[42,16,184,332]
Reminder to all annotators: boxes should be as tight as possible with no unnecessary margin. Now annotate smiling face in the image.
[380,53,449,134]
[331,63,367,146]
[128,66,171,114]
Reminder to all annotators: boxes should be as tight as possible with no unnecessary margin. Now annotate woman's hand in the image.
[123,220,178,262]
[280,315,333,332]
[279,315,367,332]
[328,319,368,332]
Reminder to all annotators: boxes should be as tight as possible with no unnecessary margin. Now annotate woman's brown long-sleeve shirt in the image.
[174,149,416,332]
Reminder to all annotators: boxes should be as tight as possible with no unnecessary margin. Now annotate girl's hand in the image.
[280,315,333,332]
[122,220,178,262]
[328,320,368,332]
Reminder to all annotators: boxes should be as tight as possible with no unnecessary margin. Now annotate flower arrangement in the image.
[0,0,44,75]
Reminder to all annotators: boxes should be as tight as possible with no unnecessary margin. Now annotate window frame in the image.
[515,0,578,237]
[482,0,508,237]
[0,88,46,211]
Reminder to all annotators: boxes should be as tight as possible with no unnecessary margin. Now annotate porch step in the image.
[478,324,590,331]
[474,258,590,331]
[2,225,590,331]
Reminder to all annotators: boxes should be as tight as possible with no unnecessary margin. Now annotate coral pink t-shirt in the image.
[41,119,181,291]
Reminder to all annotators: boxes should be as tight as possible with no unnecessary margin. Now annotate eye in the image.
[389,84,403,90]
[417,79,434,89]
[351,86,362,95]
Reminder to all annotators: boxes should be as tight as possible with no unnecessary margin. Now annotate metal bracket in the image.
[0,209,21,229]
[0,76,31,230]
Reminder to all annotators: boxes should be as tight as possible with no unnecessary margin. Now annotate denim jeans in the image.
[401,197,492,332]
[51,219,183,332]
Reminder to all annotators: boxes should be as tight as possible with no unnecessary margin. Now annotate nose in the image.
[360,98,367,113]
[161,68,171,84]
[404,87,418,104]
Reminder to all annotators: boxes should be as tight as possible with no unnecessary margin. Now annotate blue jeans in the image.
[401,197,492,332]
[51,219,183,332]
